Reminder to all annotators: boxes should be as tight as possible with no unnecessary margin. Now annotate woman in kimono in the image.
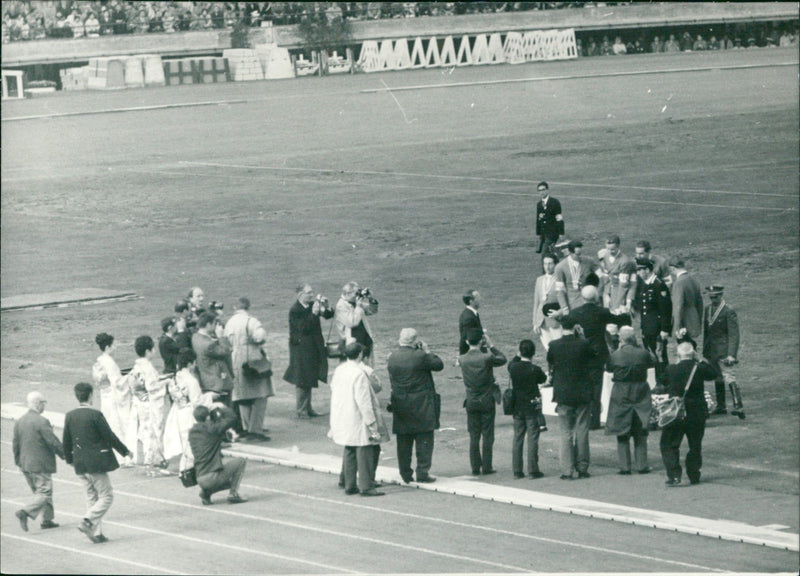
[92,333,134,467]
[163,348,208,473]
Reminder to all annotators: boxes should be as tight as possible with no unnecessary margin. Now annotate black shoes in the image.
[731,409,746,420]
[513,473,525,479]
[15,510,28,532]
[559,474,574,480]
[577,471,591,479]
[482,468,497,475]
[618,470,632,475]
[344,487,360,495]
[199,489,212,505]
[95,534,109,543]
[227,494,248,504]
[638,467,652,475]
[360,489,385,497]
[416,476,436,483]
[40,520,59,529]
[78,518,100,543]
[712,407,728,415]
[665,477,681,487]
[530,471,544,479]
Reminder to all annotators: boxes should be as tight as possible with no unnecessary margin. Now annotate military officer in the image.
[634,257,672,385]
[702,286,743,419]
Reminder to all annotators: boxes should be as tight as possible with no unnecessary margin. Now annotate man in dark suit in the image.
[283,283,334,418]
[458,289,483,355]
[560,285,631,429]
[535,181,564,257]
[702,285,743,418]
[659,342,717,486]
[387,328,444,483]
[158,316,180,374]
[508,340,548,479]
[634,257,672,385]
[668,256,704,341]
[460,328,507,475]
[547,316,596,479]
[13,391,65,532]
[63,382,132,543]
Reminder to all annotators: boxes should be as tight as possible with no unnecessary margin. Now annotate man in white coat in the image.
[533,254,562,351]
[329,342,388,497]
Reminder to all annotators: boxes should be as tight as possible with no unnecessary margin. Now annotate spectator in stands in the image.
[65,7,84,38]
[585,37,599,56]
[779,30,793,46]
[2,17,10,44]
[680,31,693,51]
[650,35,663,53]
[692,34,707,51]
[721,35,734,49]
[707,35,719,50]
[198,8,213,30]
[162,6,176,32]
[30,13,45,40]
[110,0,128,35]
[98,5,112,34]
[664,33,680,52]
[630,39,645,54]
[600,35,613,55]
[612,36,626,55]
[210,3,225,28]
[132,7,149,34]
[17,13,30,40]
[84,11,100,37]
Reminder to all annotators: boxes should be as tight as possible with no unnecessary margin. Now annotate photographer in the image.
[188,404,247,505]
[387,328,444,483]
[334,281,378,367]
[283,284,334,419]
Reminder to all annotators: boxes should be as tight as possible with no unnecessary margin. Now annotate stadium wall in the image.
[3,2,796,67]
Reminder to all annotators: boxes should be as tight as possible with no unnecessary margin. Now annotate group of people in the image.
[526,182,743,486]
[11,179,746,540]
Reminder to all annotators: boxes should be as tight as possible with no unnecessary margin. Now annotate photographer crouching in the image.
[188,404,247,505]
[334,281,379,367]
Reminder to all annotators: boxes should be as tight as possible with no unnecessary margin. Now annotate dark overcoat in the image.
[283,300,333,390]
[63,406,129,475]
[387,346,444,434]
[604,344,654,436]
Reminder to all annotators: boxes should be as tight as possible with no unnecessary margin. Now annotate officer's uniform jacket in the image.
[634,276,672,337]
[702,301,739,361]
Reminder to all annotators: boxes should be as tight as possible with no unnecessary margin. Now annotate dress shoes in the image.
[245,433,270,442]
[40,520,59,529]
[513,473,525,479]
[637,467,652,475]
[308,411,325,418]
[471,470,481,476]
[95,534,109,543]
[344,487,360,495]
[372,481,384,489]
[559,474,574,481]
[401,476,413,484]
[78,518,100,543]
[577,471,591,479]
[227,494,248,504]
[712,407,728,415]
[530,471,545,479]
[482,468,497,475]
[338,479,346,488]
[618,470,632,475]
[731,409,745,420]
[360,489,385,497]
[15,510,29,532]
[199,489,212,505]
[416,475,436,483]
[665,477,681,487]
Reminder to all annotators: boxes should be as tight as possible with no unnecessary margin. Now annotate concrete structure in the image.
[2,3,795,67]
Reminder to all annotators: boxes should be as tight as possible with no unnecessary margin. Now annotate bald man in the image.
[13,392,65,532]
[605,327,656,474]
[558,286,631,429]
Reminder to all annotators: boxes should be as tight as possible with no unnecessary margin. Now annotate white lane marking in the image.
[241,483,726,573]
[2,99,249,122]
[359,61,799,93]
[0,474,529,573]
[0,531,183,574]
[2,495,359,574]
[180,160,797,199]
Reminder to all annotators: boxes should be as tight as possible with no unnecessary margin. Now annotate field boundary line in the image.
[0,530,184,574]
[2,99,248,122]
[180,161,797,199]
[360,61,799,93]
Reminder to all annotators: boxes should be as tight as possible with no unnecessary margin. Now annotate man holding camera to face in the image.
[284,284,334,419]
[387,328,444,483]
[334,281,378,366]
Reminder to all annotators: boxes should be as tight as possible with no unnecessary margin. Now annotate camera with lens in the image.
[209,300,224,312]
[356,287,379,315]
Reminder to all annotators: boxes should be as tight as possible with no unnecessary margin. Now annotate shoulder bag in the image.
[325,318,344,359]
[656,363,697,429]
[179,467,197,488]
[241,318,272,379]
[502,385,515,416]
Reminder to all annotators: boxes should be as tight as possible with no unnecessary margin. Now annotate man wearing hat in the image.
[634,257,672,385]
[702,286,743,418]
[386,328,444,483]
[535,181,564,257]
[668,256,703,341]
[553,240,600,313]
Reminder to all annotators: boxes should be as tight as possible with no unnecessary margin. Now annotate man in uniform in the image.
[702,286,743,419]
[533,254,561,351]
[634,240,671,285]
[535,181,564,258]
[634,257,672,385]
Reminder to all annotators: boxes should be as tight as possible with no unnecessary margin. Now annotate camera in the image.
[355,287,372,299]
[209,300,224,312]
[356,287,379,315]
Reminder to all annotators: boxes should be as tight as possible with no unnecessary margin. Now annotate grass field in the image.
[2,48,798,495]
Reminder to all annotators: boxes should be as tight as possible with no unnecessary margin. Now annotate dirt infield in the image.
[2,44,798,514]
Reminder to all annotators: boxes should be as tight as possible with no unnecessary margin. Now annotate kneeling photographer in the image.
[188,404,248,506]
[334,281,379,366]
